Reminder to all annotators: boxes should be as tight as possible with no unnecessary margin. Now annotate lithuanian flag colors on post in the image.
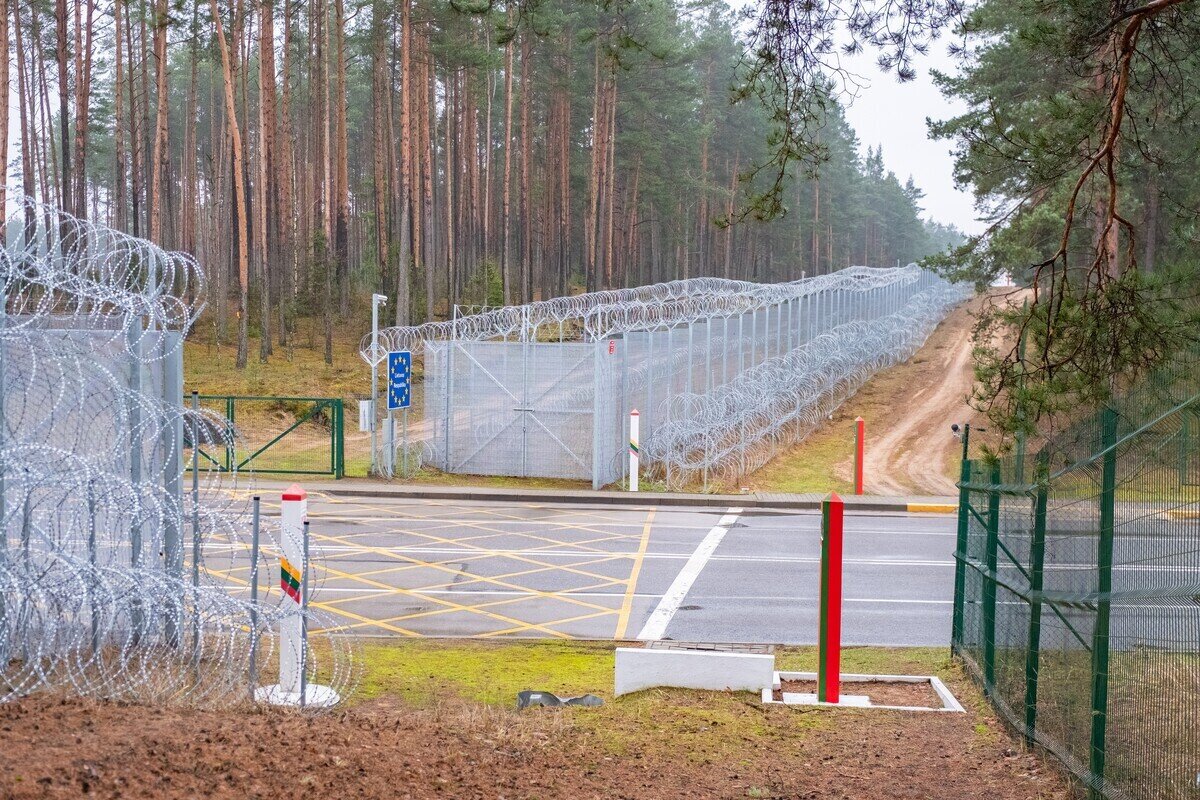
[280,557,302,603]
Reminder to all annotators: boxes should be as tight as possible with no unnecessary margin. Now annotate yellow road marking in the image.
[907,503,957,514]
[614,509,655,639]
[310,537,578,637]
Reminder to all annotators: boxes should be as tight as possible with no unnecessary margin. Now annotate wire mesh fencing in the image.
[0,194,358,710]
[952,363,1200,799]
[366,265,971,487]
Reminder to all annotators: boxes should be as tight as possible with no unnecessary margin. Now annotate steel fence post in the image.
[444,341,454,471]
[191,391,202,662]
[1089,408,1118,799]
[666,325,675,488]
[592,340,602,490]
[982,459,1001,692]
[370,296,380,475]
[951,454,971,653]
[249,496,261,698]
[1024,449,1049,742]
[336,400,345,478]
[722,315,729,385]
[300,519,310,710]
[88,480,98,653]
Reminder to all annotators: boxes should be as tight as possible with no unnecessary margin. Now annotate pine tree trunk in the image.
[54,0,70,213]
[501,28,514,303]
[333,0,350,317]
[259,0,280,361]
[209,0,250,369]
[150,0,168,240]
[371,0,390,299]
[518,32,532,302]
[395,0,411,326]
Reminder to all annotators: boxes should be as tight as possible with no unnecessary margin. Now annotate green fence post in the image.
[951,457,973,654]
[982,459,1001,693]
[225,396,235,472]
[1089,408,1118,799]
[335,400,345,479]
[1023,449,1049,742]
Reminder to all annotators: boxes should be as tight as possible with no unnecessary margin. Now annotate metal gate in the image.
[426,340,617,484]
[186,395,345,478]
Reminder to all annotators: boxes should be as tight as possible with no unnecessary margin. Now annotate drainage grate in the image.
[646,641,776,656]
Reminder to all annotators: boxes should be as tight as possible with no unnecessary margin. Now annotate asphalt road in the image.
[235,491,958,645]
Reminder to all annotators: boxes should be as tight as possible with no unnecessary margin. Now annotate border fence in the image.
[367,265,970,487]
[952,368,1200,799]
[1,193,357,710]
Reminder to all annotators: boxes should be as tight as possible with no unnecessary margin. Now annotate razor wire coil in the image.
[0,195,358,709]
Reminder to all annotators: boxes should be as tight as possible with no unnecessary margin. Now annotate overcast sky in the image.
[837,45,986,235]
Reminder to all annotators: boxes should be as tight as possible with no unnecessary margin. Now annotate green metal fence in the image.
[953,372,1200,799]
[186,394,345,478]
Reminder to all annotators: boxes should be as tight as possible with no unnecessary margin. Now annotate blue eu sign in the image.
[387,351,412,410]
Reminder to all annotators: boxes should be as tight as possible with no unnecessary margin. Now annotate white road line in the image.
[636,507,742,641]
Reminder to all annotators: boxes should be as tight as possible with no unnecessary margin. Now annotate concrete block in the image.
[614,647,775,696]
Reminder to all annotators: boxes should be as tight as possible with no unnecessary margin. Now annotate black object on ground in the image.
[516,690,603,709]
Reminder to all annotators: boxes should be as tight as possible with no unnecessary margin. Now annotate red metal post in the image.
[853,417,865,495]
[817,492,844,703]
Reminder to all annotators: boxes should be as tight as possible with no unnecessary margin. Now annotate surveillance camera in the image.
[951,423,960,434]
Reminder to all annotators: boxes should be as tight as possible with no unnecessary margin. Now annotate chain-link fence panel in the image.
[954,361,1200,799]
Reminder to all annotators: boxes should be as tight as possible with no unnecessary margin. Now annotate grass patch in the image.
[357,640,615,706]
[349,640,977,764]
[737,422,856,495]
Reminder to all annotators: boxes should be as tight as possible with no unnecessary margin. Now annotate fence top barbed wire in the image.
[360,265,930,359]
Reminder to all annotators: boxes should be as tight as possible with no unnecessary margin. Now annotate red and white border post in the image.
[853,417,865,495]
[254,484,340,708]
[817,492,844,703]
[629,409,640,492]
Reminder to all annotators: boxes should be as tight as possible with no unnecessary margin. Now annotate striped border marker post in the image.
[278,484,308,698]
[629,409,640,492]
[817,492,844,704]
[254,485,339,708]
[853,417,865,495]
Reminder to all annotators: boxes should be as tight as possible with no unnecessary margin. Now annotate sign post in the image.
[368,294,387,475]
[254,484,339,708]
[629,409,640,491]
[387,351,412,477]
[817,492,844,704]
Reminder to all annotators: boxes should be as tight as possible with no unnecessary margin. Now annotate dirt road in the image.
[746,293,1006,496]
[860,296,982,495]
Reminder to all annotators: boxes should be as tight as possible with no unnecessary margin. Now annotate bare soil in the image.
[0,690,1069,800]
[774,679,942,708]
[747,292,1018,496]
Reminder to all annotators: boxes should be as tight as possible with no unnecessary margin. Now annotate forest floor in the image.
[739,293,1010,496]
[0,642,1071,800]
